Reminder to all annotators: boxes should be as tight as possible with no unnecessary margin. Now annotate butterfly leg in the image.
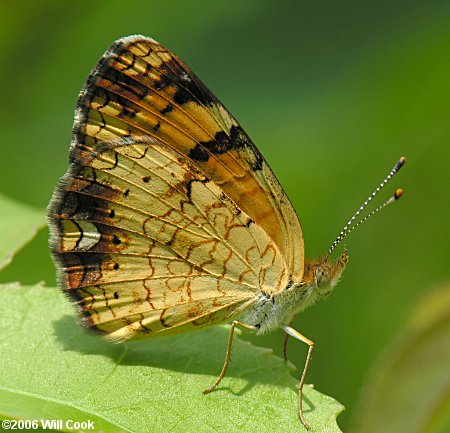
[283,317,295,361]
[282,325,315,430]
[203,320,257,394]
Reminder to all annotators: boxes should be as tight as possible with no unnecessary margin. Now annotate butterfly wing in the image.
[71,35,304,282]
[49,137,289,341]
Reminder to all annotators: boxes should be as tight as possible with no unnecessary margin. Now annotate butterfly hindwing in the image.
[49,138,289,340]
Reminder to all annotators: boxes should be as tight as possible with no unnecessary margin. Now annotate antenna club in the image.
[395,188,404,199]
[395,157,406,171]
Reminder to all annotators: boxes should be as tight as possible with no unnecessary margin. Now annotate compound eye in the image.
[314,266,331,288]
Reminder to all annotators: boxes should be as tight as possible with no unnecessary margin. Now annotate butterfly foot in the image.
[203,383,217,395]
[299,414,310,431]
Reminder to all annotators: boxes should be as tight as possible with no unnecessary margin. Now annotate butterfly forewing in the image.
[72,35,304,282]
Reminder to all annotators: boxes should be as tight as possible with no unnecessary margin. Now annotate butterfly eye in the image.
[314,265,331,289]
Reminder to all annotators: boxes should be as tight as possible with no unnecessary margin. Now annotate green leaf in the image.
[0,194,45,271]
[0,284,343,433]
[351,283,450,433]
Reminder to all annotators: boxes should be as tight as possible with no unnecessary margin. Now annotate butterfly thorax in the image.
[239,248,348,334]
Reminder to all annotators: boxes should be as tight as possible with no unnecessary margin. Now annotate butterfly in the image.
[48,35,405,429]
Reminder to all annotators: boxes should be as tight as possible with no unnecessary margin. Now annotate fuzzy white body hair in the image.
[238,282,319,335]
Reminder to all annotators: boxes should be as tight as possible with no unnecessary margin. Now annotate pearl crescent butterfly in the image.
[48,35,405,428]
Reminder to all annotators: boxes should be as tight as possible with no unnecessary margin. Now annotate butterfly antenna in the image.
[324,157,406,262]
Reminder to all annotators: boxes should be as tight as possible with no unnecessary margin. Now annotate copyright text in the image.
[2,419,95,430]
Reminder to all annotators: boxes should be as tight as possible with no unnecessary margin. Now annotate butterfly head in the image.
[313,247,349,297]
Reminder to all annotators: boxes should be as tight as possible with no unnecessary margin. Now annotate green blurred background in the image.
[0,1,448,431]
